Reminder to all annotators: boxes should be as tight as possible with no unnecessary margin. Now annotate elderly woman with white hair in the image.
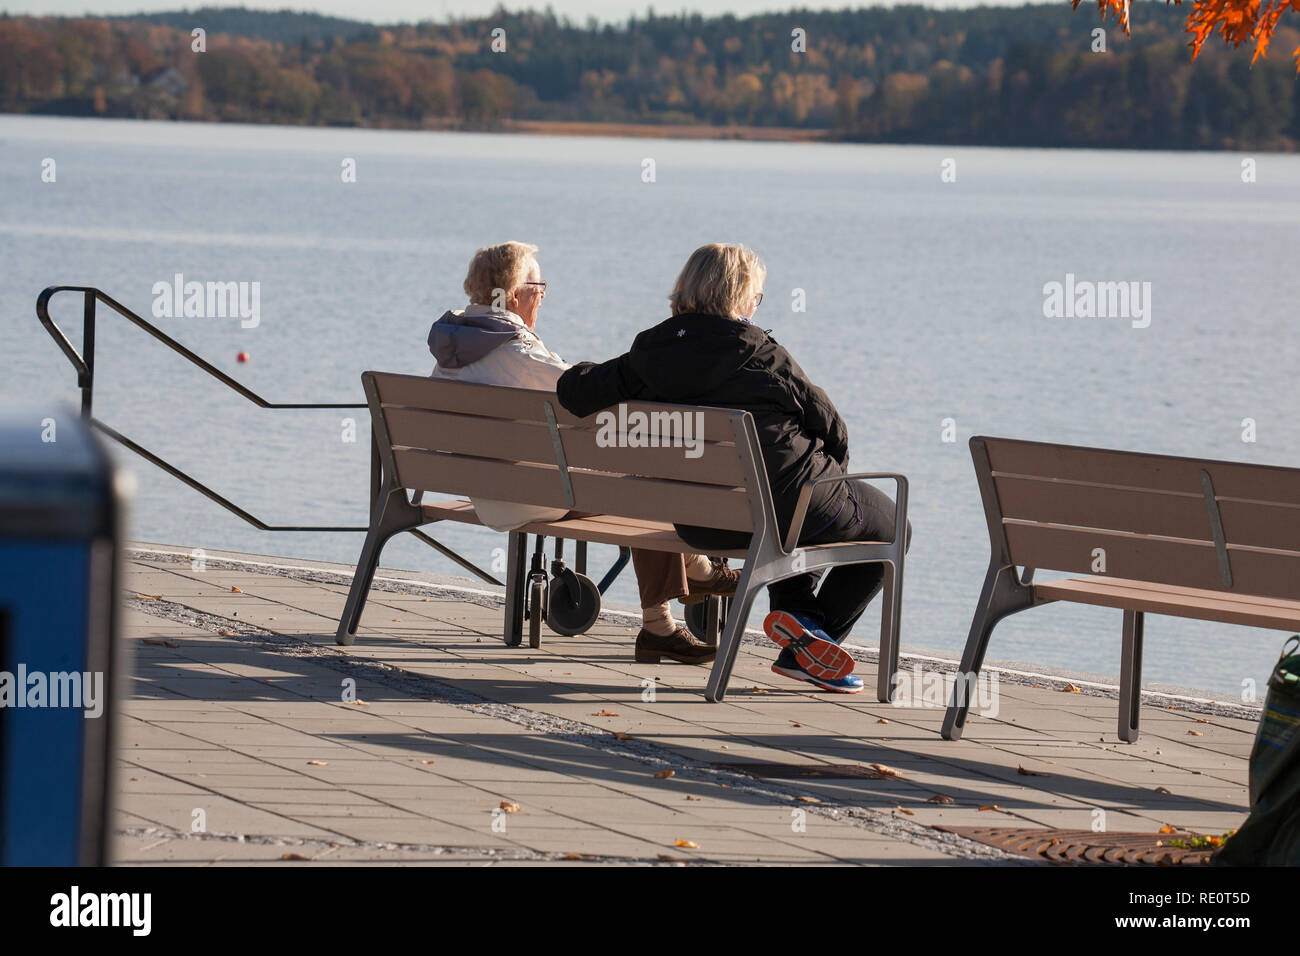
[429,241,735,665]
[557,243,910,694]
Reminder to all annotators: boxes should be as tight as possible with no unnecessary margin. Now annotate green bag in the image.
[1213,635,1300,866]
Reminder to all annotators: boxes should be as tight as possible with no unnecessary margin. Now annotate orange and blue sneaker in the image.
[763,610,856,682]
[772,648,865,693]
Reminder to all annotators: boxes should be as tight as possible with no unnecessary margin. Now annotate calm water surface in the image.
[3,115,1299,697]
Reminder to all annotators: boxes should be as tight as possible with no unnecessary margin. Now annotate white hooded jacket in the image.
[429,304,571,531]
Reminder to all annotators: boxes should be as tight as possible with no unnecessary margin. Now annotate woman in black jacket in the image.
[557,243,910,693]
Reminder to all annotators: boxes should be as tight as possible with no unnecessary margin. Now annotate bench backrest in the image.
[972,436,1300,601]
[365,371,772,534]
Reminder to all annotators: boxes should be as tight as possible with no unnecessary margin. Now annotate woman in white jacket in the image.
[429,242,736,664]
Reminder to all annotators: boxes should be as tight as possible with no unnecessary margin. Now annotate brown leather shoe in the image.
[634,626,717,665]
[679,558,740,605]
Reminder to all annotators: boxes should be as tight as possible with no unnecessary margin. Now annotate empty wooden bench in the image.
[943,436,1300,743]
[335,371,909,702]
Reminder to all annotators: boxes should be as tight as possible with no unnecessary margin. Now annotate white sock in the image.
[642,603,678,636]
[684,554,714,581]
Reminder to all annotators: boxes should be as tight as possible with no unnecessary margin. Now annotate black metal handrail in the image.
[36,286,501,585]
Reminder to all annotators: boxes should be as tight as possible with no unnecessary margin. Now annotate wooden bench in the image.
[942,436,1300,743]
[335,371,909,702]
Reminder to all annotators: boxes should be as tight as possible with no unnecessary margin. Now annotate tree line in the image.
[1,4,1298,149]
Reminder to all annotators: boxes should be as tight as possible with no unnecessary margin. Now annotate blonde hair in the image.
[463,241,539,306]
[669,243,766,319]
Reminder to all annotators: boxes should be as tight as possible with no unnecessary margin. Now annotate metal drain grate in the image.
[935,827,1216,865]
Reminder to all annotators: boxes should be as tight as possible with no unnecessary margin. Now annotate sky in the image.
[2,0,1050,26]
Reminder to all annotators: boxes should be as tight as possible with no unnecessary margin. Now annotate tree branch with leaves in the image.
[1076,0,1300,69]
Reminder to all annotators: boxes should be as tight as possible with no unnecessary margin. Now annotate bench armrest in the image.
[783,472,909,554]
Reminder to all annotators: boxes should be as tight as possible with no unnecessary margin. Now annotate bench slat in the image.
[1005,521,1300,601]
[373,371,741,436]
[984,437,1300,506]
[419,497,750,556]
[559,428,744,486]
[993,475,1211,542]
[1035,577,1300,631]
[1071,576,1300,613]
[394,450,571,507]
[1217,498,1300,553]
[383,406,746,486]
[395,449,754,531]
[386,407,555,462]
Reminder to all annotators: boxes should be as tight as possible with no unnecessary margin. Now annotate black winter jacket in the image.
[555,312,851,543]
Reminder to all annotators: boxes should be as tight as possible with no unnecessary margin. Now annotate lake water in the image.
[3,114,1299,698]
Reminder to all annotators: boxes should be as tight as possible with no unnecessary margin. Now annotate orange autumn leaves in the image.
[1075,0,1300,70]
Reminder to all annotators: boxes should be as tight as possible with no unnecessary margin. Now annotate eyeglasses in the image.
[524,281,548,292]
[753,292,764,307]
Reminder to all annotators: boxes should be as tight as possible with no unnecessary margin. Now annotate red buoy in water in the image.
[236,351,249,363]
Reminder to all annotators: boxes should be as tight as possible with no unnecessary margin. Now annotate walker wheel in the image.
[528,576,545,648]
[546,572,601,636]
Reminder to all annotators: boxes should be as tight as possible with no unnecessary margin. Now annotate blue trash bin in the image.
[0,409,126,865]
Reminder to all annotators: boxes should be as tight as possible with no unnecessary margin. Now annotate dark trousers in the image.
[767,479,911,643]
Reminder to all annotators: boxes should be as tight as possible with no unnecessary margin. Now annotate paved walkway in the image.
[114,543,1259,865]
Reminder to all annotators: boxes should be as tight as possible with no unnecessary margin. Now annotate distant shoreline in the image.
[500,119,833,143]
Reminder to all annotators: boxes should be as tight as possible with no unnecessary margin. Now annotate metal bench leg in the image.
[704,595,721,647]
[704,576,761,703]
[1118,610,1144,743]
[336,490,420,646]
[876,559,904,703]
[503,531,528,647]
[941,562,1034,740]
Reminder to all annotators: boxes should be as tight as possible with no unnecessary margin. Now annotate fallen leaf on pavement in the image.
[978,805,1003,812]
[796,796,820,804]
[1159,824,1177,834]
[306,760,329,766]
[928,794,955,805]
[876,718,890,724]
[499,801,521,813]
[1017,765,1049,777]
[870,763,903,779]
[141,639,180,648]
[280,853,309,861]
[134,593,162,600]
[231,586,243,593]
[655,769,675,779]
[895,806,914,816]
[675,839,698,849]
[1061,682,1082,693]
[1187,730,1204,736]
[1155,786,1173,794]
[592,710,619,717]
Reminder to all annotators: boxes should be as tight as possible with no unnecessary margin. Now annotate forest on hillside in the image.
[2,4,1298,149]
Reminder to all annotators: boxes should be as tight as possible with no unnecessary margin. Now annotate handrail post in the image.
[34,284,506,587]
[81,289,96,418]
